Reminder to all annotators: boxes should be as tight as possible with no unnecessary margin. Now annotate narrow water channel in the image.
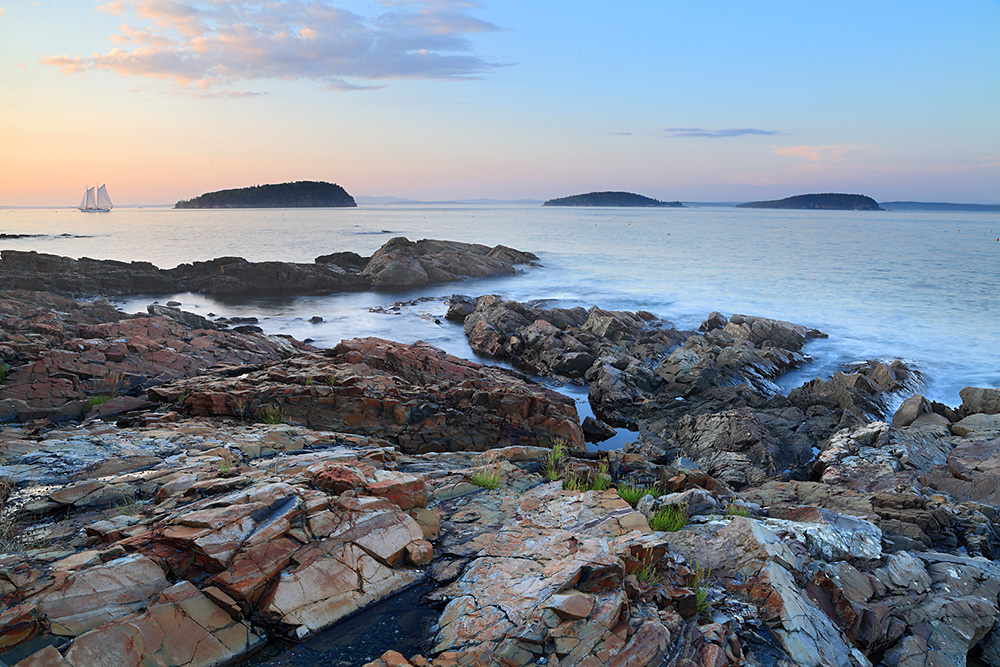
[241,582,439,667]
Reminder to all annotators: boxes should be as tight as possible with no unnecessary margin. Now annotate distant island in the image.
[175,181,356,208]
[543,191,683,207]
[736,193,882,210]
[880,201,1000,212]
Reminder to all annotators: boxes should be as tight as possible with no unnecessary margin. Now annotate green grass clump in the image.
[305,377,315,386]
[635,551,659,583]
[257,405,285,424]
[0,363,10,383]
[592,461,612,491]
[564,461,613,493]
[692,563,713,615]
[85,395,112,410]
[469,452,503,490]
[469,468,502,489]
[327,375,338,387]
[725,502,751,518]
[616,479,657,507]
[542,440,565,481]
[649,502,689,532]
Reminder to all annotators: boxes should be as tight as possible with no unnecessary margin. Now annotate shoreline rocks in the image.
[1,279,1000,666]
[0,237,539,298]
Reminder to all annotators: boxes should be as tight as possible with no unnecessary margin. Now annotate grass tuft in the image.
[635,550,659,583]
[85,395,112,410]
[542,440,565,481]
[616,479,657,507]
[469,451,503,490]
[0,363,10,383]
[725,502,751,517]
[649,502,689,532]
[116,490,145,517]
[257,404,285,424]
[692,562,713,616]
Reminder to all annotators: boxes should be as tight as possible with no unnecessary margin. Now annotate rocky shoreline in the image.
[0,237,538,297]
[1,240,1000,667]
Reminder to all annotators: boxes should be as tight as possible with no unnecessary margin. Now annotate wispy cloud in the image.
[771,144,867,162]
[41,1,502,92]
[662,127,781,139]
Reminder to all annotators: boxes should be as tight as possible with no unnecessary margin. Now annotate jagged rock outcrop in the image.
[148,337,584,453]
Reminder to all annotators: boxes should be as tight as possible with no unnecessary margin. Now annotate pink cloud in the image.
[770,144,868,162]
[41,0,502,91]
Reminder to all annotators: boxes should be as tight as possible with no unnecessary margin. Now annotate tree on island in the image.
[175,181,357,208]
[736,193,882,210]
[543,191,683,207]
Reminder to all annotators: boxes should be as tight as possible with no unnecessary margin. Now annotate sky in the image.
[1,0,998,206]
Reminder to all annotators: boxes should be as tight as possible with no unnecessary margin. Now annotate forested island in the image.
[175,181,356,208]
[543,191,683,207]
[880,201,1000,212]
[736,193,882,210]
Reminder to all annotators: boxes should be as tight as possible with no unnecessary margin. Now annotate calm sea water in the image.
[2,205,998,413]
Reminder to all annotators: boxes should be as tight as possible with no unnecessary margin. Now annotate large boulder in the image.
[361,238,537,289]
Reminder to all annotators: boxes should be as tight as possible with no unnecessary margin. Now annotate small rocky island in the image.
[175,180,357,208]
[543,191,683,207]
[736,193,882,210]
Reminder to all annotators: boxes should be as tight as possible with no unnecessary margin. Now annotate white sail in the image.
[96,184,113,209]
[85,187,96,209]
[80,190,88,208]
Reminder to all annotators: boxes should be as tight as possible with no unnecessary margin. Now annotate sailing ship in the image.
[78,184,113,212]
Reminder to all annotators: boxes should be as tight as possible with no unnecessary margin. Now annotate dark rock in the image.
[147,304,218,330]
[445,294,477,323]
[313,250,369,271]
[581,416,618,443]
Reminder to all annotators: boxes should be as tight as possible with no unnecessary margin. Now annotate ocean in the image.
[2,204,998,425]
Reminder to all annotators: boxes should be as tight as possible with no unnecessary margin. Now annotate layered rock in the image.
[1,421,436,665]
[148,337,584,452]
[0,237,537,298]
[0,290,309,422]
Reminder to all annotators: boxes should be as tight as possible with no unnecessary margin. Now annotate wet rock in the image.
[147,304,218,330]
[444,295,476,323]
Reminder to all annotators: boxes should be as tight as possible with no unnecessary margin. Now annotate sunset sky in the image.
[2,0,998,206]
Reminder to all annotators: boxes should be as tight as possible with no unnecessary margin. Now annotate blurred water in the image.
[2,204,998,406]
